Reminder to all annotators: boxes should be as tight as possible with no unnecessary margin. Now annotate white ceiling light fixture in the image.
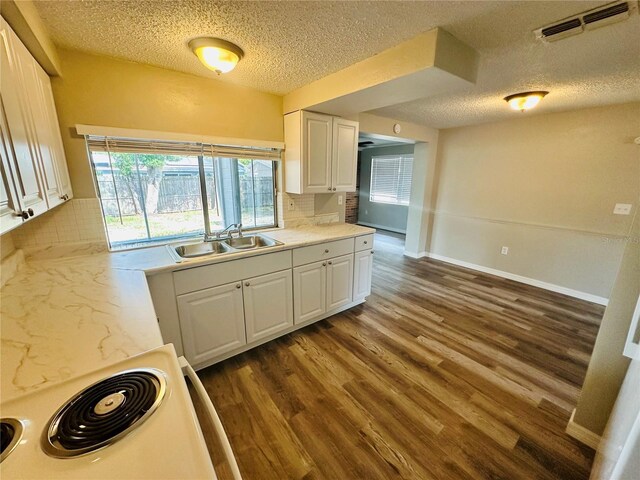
[188,37,244,74]
[504,91,549,112]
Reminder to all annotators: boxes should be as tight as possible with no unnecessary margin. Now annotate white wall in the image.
[428,102,640,299]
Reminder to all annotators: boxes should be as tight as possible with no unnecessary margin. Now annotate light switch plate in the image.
[338,195,343,205]
[501,246,509,255]
[613,203,632,215]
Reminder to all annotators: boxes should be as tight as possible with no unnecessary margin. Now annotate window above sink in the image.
[84,135,281,249]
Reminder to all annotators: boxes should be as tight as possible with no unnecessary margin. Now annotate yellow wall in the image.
[429,103,640,297]
[51,49,283,198]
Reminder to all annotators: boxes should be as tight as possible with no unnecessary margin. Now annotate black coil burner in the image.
[42,369,166,458]
[1,418,24,463]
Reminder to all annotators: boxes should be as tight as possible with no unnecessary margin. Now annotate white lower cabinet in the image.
[177,281,247,365]
[353,249,374,301]
[243,270,293,343]
[293,253,354,324]
[159,236,373,369]
[293,260,327,324]
[326,254,354,311]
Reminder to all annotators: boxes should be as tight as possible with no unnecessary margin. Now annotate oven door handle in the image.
[179,357,243,480]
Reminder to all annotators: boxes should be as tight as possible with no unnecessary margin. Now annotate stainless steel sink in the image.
[222,234,282,250]
[174,240,231,258]
[173,234,282,258]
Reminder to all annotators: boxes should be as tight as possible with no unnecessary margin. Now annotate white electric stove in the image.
[0,344,240,479]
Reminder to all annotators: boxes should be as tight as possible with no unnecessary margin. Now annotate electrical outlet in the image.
[288,199,295,211]
[501,246,509,255]
[613,203,632,215]
[338,195,343,205]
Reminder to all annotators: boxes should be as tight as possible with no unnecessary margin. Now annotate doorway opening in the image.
[349,132,415,249]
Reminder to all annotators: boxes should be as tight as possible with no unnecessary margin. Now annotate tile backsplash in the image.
[278,192,315,226]
[11,198,107,248]
[9,193,341,252]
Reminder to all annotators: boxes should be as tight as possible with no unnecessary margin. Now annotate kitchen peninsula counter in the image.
[0,223,374,401]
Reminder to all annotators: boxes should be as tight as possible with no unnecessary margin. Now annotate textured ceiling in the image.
[33,0,640,128]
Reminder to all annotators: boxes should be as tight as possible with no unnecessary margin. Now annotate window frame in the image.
[369,154,414,206]
[85,140,279,249]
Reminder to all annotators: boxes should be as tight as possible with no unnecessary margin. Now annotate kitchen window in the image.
[85,136,279,248]
[369,154,413,205]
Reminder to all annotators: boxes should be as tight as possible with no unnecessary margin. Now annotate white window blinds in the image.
[370,155,413,205]
[85,136,282,161]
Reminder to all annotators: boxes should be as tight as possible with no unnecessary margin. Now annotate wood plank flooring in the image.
[195,231,603,480]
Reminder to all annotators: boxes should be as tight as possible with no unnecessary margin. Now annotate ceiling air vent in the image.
[583,2,630,29]
[534,1,635,42]
[540,18,583,41]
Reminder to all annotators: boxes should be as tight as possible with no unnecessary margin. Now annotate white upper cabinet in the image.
[40,77,72,199]
[18,43,64,209]
[0,22,48,222]
[284,110,359,194]
[0,17,72,234]
[0,108,24,232]
[331,118,359,192]
[302,112,332,193]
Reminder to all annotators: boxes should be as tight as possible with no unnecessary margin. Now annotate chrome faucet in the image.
[207,223,243,241]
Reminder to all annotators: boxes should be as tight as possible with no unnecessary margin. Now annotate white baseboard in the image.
[422,252,609,306]
[566,408,601,449]
[403,250,428,259]
[357,221,406,234]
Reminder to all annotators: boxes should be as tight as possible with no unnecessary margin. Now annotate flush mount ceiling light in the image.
[188,37,244,74]
[504,91,549,112]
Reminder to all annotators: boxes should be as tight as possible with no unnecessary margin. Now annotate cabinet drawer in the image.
[292,238,354,267]
[355,234,374,252]
[174,251,292,295]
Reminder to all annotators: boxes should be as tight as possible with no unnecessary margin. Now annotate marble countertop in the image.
[0,223,374,401]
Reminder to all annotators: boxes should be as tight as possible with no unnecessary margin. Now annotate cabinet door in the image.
[353,249,373,301]
[0,20,47,217]
[326,254,354,311]
[302,111,332,193]
[177,282,246,365]
[331,118,359,192]
[0,104,23,233]
[19,48,64,209]
[40,75,72,199]
[244,270,293,343]
[293,260,327,324]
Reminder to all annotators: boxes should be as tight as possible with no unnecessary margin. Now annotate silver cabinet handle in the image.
[245,282,250,287]
[14,211,29,220]
[371,250,374,254]
[327,187,331,191]
[328,261,333,265]
[236,283,241,289]
[322,262,327,266]
[363,241,368,245]
[324,249,329,253]
[333,187,337,191]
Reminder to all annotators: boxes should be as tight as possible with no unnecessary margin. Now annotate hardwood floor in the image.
[195,231,604,479]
